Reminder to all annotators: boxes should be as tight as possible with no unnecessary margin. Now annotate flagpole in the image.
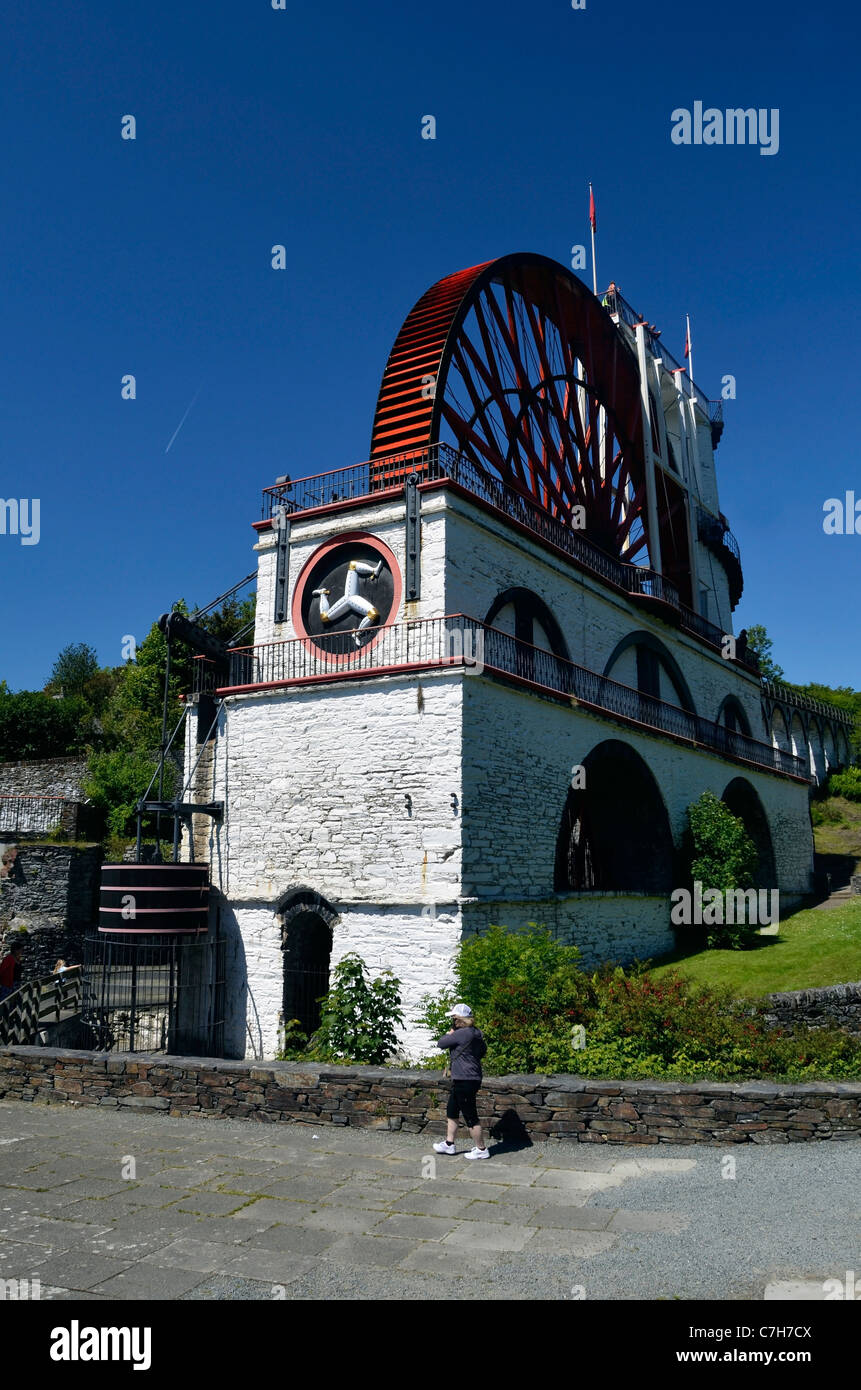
[685,314,694,397]
[589,182,597,295]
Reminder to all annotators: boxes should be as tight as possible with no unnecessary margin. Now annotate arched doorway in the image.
[721,779,777,888]
[554,740,674,892]
[277,889,339,1038]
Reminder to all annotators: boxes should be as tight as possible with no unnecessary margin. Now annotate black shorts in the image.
[447,1080,481,1127]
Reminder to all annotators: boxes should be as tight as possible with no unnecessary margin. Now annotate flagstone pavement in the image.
[0,1101,857,1300]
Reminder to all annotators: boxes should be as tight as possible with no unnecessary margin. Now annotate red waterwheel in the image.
[370,251,658,567]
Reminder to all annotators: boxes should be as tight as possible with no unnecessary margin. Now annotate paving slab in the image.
[139,1237,235,1273]
[373,1213,458,1241]
[388,1192,476,1219]
[520,1227,619,1257]
[299,1207,389,1234]
[225,1197,311,1225]
[34,1249,134,1290]
[320,1233,416,1268]
[93,1262,207,1299]
[0,1215,112,1248]
[221,1247,319,1283]
[173,1192,255,1216]
[441,1221,537,1252]
[528,1204,615,1230]
[241,1224,338,1257]
[398,1243,505,1276]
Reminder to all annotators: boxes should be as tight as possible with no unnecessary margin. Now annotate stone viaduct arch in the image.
[761,683,853,785]
[554,739,674,893]
[721,777,778,888]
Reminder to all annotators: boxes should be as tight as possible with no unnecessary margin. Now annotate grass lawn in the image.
[648,898,861,997]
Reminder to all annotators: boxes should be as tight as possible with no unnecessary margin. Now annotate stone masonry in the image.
[1,1047,858,1145]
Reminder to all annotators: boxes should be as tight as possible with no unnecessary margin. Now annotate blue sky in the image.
[2,0,859,691]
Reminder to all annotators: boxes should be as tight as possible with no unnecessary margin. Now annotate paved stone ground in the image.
[0,1102,858,1301]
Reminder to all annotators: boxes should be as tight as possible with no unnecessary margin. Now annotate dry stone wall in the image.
[0,757,88,800]
[1,1047,858,1145]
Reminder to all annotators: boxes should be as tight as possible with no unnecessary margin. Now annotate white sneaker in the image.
[464,1147,490,1160]
[433,1140,456,1155]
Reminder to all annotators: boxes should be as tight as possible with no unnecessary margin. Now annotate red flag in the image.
[589,184,596,234]
[684,321,691,358]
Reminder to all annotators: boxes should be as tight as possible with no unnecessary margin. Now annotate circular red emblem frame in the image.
[290,531,403,665]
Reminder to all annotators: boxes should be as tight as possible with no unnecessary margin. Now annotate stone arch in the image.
[770,706,791,753]
[822,721,839,773]
[276,886,340,1038]
[721,778,777,888]
[484,587,570,659]
[808,718,827,784]
[716,694,752,737]
[602,631,695,712]
[836,726,851,769]
[788,712,808,767]
[554,739,674,893]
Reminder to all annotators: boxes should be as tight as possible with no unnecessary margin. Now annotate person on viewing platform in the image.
[433,1003,490,1160]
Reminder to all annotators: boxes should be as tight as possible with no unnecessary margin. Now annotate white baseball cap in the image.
[449,1003,473,1018]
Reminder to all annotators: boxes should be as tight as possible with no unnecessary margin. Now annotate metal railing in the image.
[211,615,806,779]
[0,966,82,1047]
[601,287,722,426]
[261,443,756,667]
[0,796,79,835]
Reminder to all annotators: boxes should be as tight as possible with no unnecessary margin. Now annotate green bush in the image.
[302,953,404,1065]
[0,689,89,759]
[828,767,861,803]
[682,791,759,949]
[419,925,595,1074]
[418,924,861,1081]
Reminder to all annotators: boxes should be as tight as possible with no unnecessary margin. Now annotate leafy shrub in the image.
[303,953,404,1065]
[418,924,861,1081]
[810,799,846,827]
[0,689,89,759]
[681,791,759,948]
[828,767,861,803]
[419,925,596,1073]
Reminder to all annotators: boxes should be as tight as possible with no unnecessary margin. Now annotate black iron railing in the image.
[697,506,744,609]
[262,444,756,668]
[209,615,806,779]
[81,934,226,1056]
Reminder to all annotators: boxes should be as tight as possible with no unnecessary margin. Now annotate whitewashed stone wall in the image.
[460,675,813,904]
[191,672,463,1057]
[439,494,766,737]
[195,482,813,1062]
[462,895,674,967]
[252,495,448,649]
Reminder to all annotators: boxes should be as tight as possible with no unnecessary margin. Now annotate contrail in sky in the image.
[164,389,200,454]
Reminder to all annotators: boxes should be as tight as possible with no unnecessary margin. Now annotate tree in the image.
[0,689,86,760]
[47,643,99,697]
[745,625,784,683]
